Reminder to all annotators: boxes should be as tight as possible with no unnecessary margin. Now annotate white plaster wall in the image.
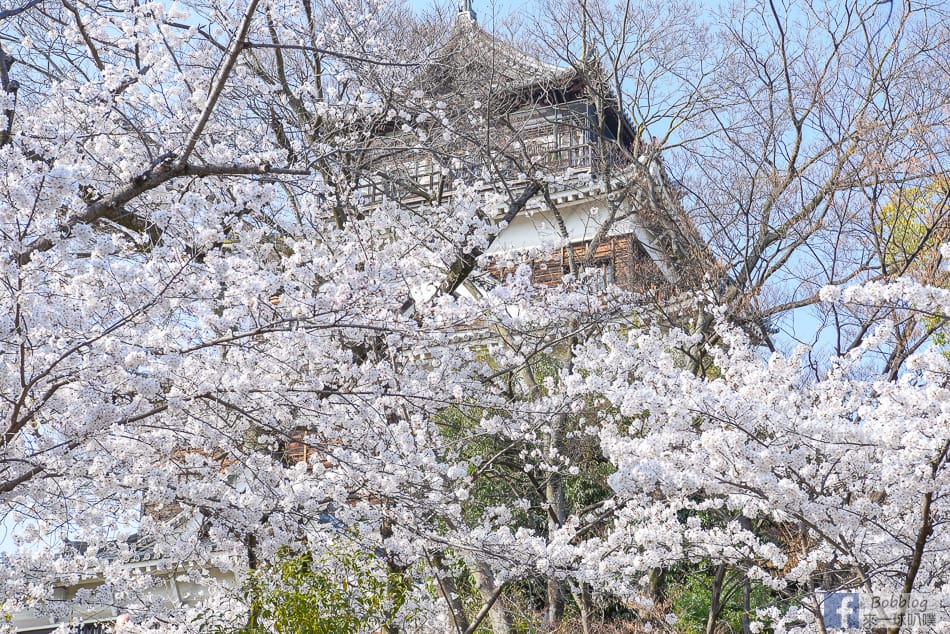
[488,196,638,253]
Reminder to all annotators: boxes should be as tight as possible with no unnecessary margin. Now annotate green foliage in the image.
[226,546,412,634]
[668,566,776,634]
[877,179,950,280]
[876,179,950,355]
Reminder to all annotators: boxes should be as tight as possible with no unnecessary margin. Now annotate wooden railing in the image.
[362,139,632,205]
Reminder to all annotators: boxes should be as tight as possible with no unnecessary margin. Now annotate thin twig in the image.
[241,41,420,67]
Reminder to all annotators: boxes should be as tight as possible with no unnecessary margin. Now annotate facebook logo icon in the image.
[824,592,861,629]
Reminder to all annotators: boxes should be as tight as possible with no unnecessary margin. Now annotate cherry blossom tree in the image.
[0,0,949,632]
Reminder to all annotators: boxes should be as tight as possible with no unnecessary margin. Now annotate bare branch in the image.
[241,41,421,68]
[174,0,261,167]
[0,0,42,21]
[61,0,104,71]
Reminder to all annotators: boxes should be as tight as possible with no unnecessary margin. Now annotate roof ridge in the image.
[447,19,568,83]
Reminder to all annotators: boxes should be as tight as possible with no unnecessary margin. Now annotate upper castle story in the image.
[361,1,658,208]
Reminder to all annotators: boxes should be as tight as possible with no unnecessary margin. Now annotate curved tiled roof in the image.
[416,14,576,100]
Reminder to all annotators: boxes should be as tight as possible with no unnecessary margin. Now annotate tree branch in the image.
[61,0,104,71]
[241,41,420,68]
[0,42,18,147]
[175,0,261,167]
[15,162,309,264]
[0,0,42,21]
